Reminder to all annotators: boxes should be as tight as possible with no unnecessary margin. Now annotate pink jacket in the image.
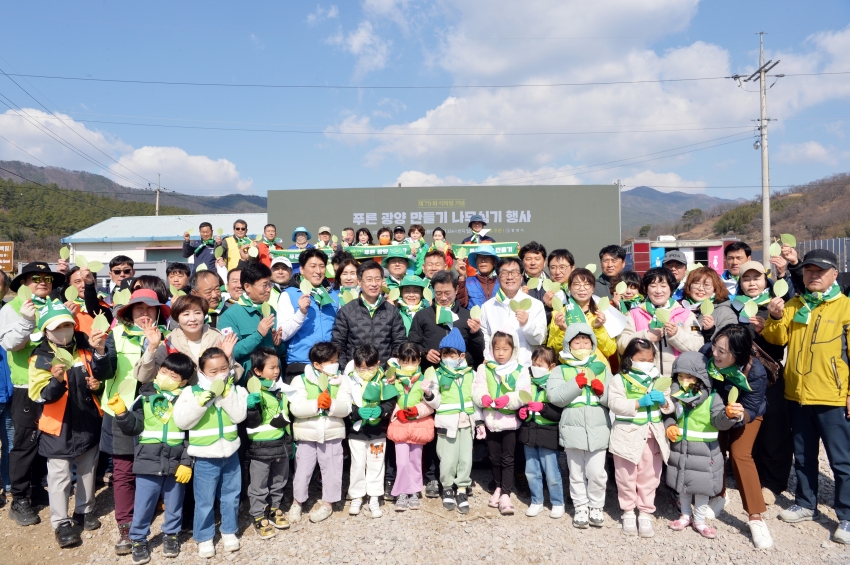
[615,304,704,377]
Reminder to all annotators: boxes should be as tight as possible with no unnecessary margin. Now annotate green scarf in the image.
[148,384,180,424]
[641,297,677,329]
[398,299,428,320]
[485,361,518,390]
[620,368,655,395]
[562,353,607,378]
[194,239,215,255]
[311,286,335,307]
[385,276,401,291]
[262,237,280,247]
[393,365,423,389]
[436,303,455,326]
[233,236,252,246]
[706,358,752,391]
[361,295,383,318]
[531,373,550,391]
[495,288,509,304]
[619,294,644,315]
[564,296,589,326]
[437,363,472,389]
[238,294,263,314]
[793,283,842,325]
[31,295,48,308]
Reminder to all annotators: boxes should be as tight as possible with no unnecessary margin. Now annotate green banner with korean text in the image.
[269,247,333,263]
[452,242,519,258]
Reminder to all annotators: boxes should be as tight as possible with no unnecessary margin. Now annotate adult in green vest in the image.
[104,288,169,555]
[2,262,65,527]
[546,324,612,526]
[664,352,738,540]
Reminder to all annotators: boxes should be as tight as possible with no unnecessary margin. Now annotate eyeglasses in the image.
[112,268,133,275]
[31,275,53,284]
[571,282,593,290]
[549,265,572,273]
[361,278,383,285]
[689,282,714,290]
[234,226,247,231]
[500,270,522,278]
[253,282,272,290]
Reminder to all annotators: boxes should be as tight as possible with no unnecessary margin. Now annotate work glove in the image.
[481,394,494,408]
[396,409,409,423]
[246,392,262,410]
[107,394,127,415]
[475,425,486,440]
[358,406,382,421]
[493,396,510,410]
[590,379,605,397]
[317,390,332,411]
[574,373,588,389]
[666,425,682,443]
[638,393,655,408]
[197,390,214,407]
[518,407,529,421]
[526,401,544,412]
[649,390,666,404]
[174,465,192,484]
[403,406,419,420]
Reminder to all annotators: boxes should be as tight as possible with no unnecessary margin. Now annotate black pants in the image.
[9,388,47,499]
[384,439,396,482]
[422,438,437,483]
[754,375,793,493]
[486,430,517,496]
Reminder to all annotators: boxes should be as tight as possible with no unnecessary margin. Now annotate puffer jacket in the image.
[688,299,738,341]
[607,370,674,465]
[331,297,407,369]
[472,329,532,432]
[343,361,397,441]
[616,304,704,377]
[172,377,248,459]
[762,292,850,406]
[386,367,441,445]
[663,352,737,497]
[700,343,767,428]
[243,387,292,461]
[115,382,192,475]
[288,365,352,443]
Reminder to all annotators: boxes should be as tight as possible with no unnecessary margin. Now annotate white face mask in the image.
[442,357,462,369]
[47,327,75,346]
[530,366,551,378]
[321,363,339,376]
[632,361,658,375]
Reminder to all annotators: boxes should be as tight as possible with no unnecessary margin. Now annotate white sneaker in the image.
[573,505,589,529]
[550,505,565,519]
[622,511,638,536]
[748,519,774,549]
[222,533,240,553]
[197,540,215,559]
[288,503,302,524]
[369,496,383,518]
[638,513,655,538]
[704,495,726,520]
[526,503,544,517]
[589,507,604,527]
[349,498,363,515]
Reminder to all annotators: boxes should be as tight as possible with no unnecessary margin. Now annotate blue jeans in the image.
[790,403,850,520]
[129,473,187,541]
[524,445,564,506]
[0,402,13,491]
[193,453,241,542]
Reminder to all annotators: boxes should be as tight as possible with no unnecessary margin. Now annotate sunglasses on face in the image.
[112,268,133,275]
[30,275,53,284]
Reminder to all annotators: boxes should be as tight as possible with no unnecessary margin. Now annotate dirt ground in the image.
[2,444,850,565]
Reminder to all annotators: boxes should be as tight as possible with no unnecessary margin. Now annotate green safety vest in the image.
[674,392,718,443]
[528,379,558,426]
[394,377,426,410]
[6,296,39,386]
[101,326,142,417]
[436,368,474,415]
[188,386,238,446]
[246,389,290,441]
[139,394,185,446]
[559,364,606,409]
[484,365,522,415]
[615,372,662,425]
[301,375,340,400]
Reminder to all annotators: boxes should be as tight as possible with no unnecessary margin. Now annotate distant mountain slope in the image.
[0,160,267,214]
[621,186,742,234]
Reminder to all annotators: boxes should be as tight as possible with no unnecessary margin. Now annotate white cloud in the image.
[0,108,252,195]
[363,0,412,32]
[307,4,339,25]
[328,21,392,78]
[393,165,583,187]
[620,170,706,193]
[774,141,840,165]
[249,33,265,50]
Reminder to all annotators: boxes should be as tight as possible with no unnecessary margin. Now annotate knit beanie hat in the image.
[439,327,466,353]
[37,299,75,332]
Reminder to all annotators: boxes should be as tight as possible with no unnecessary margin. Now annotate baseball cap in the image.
[393,225,406,233]
[318,226,331,235]
[662,250,687,266]
[738,260,766,276]
[801,249,839,271]
[271,256,292,270]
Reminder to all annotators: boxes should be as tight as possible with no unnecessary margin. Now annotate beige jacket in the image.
[615,311,704,377]
[134,325,242,384]
[606,373,674,465]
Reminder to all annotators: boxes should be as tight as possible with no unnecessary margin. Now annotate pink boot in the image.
[498,494,514,515]
[668,515,690,531]
[488,488,501,508]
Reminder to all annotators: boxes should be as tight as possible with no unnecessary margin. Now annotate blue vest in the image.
[466,277,499,309]
[0,345,12,404]
[283,286,339,364]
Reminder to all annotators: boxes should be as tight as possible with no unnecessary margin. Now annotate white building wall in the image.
[68,240,190,264]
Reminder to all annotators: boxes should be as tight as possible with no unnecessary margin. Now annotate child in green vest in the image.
[288,342,352,524]
[112,352,195,563]
[434,328,477,515]
[518,346,566,520]
[665,352,738,539]
[172,347,247,559]
[608,338,673,538]
[244,347,293,538]
[546,325,613,527]
[344,344,398,518]
[386,342,440,512]
[472,328,531,516]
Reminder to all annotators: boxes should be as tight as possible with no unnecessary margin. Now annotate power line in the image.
[5,70,847,90]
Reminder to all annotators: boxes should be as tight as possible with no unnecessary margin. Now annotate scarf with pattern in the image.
[619,294,644,315]
[706,358,752,391]
[793,283,842,325]
[641,297,677,329]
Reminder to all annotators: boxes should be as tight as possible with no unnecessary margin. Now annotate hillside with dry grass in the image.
[629,172,850,248]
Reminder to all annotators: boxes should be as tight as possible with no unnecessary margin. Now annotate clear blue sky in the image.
[1,1,849,200]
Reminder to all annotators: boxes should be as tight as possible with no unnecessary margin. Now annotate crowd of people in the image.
[1,214,850,561]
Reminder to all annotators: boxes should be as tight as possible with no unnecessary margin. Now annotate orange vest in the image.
[38,348,103,436]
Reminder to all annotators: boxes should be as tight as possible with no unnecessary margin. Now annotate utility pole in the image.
[732,33,780,269]
[156,173,161,216]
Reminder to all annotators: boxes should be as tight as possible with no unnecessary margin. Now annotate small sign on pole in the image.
[0,242,13,273]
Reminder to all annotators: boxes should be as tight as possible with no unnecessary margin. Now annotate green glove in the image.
[197,390,214,407]
[358,406,382,421]
[247,392,262,410]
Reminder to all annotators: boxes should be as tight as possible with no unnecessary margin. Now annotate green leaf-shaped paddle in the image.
[743,300,758,317]
[456,248,468,260]
[59,246,70,260]
[195,263,208,272]
[170,285,179,297]
[518,390,533,403]
[300,280,313,295]
[317,372,329,391]
[88,261,103,273]
[585,263,597,274]
[332,235,338,243]
[615,281,627,294]
[655,308,671,324]
[470,305,482,320]
[424,367,436,381]
[246,376,263,394]
[65,286,79,301]
[209,379,225,397]
[653,377,672,392]
[115,377,137,398]
[773,279,789,297]
[700,300,715,315]
[341,290,354,303]
[325,263,335,278]
[509,300,521,312]
[543,279,558,293]
[261,302,271,318]
[248,246,259,258]
[92,313,110,333]
[526,277,539,289]
[519,298,532,310]
[423,287,433,301]
[435,241,446,251]
[387,288,400,302]
[597,297,610,311]
[217,227,224,236]
[780,234,796,248]
[768,242,781,257]
[214,246,224,258]
[552,296,564,312]
[75,255,88,268]
[727,386,739,404]
[17,285,32,301]
[187,228,194,235]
